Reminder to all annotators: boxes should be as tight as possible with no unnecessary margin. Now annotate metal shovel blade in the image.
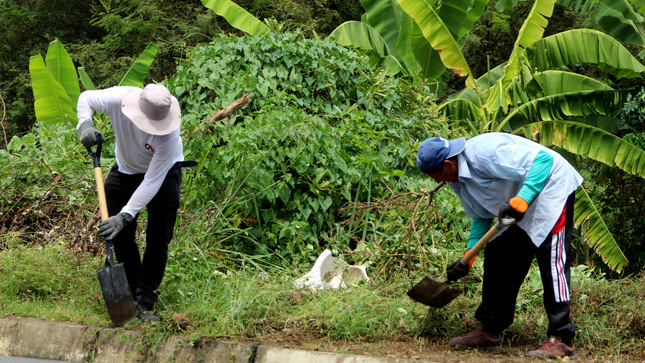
[406,273,463,308]
[97,260,136,325]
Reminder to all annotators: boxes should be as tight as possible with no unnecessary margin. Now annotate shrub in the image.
[168,32,444,264]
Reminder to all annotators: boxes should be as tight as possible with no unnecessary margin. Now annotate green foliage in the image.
[2,238,644,360]
[0,123,103,246]
[29,40,77,126]
[621,86,645,134]
[0,240,82,298]
[1,0,222,146]
[168,32,439,263]
[597,172,645,275]
[238,0,360,36]
[29,39,157,127]
[0,0,97,144]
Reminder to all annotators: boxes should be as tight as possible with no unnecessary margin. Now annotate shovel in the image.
[87,135,137,325]
[407,219,509,308]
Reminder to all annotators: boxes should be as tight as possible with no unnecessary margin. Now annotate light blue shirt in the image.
[449,133,583,247]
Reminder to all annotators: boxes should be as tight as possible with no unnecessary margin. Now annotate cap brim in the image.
[447,137,466,158]
[121,88,181,135]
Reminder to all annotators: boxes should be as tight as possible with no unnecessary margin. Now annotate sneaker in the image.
[449,327,502,350]
[525,336,576,360]
[135,301,161,323]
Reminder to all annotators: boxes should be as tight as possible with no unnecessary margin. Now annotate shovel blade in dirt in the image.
[407,222,508,308]
[97,255,137,325]
[406,274,463,308]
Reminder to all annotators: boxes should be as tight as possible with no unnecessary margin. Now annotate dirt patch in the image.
[255,330,616,362]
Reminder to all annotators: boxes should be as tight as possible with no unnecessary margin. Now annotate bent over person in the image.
[77,84,185,322]
[416,132,582,359]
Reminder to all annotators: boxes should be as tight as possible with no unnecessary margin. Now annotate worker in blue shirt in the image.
[416,133,583,359]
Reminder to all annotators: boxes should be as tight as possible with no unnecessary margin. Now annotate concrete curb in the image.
[0,317,432,363]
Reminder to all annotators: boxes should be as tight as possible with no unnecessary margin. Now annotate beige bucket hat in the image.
[121,84,181,135]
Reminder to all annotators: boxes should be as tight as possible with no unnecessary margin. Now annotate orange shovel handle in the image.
[460,220,507,264]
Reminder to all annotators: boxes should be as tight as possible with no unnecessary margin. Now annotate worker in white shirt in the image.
[77,84,189,323]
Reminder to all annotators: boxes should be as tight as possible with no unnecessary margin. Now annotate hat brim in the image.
[447,137,466,158]
[121,88,181,135]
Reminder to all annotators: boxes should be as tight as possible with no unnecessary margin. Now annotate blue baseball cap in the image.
[416,137,466,174]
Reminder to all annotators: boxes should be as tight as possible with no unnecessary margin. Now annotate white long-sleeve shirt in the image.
[76,86,184,217]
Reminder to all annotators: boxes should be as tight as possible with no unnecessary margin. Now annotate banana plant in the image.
[432,0,645,271]
[328,0,489,88]
[29,40,77,125]
[30,40,157,126]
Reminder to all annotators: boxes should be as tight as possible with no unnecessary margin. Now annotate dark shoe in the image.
[525,336,576,360]
[449,327,502,350]
[136,301,160,323]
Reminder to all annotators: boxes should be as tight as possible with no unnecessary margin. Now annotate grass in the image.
[0,232,644,361]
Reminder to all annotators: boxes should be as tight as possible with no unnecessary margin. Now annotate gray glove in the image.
[98,213,132,240]
[78,121,102,147]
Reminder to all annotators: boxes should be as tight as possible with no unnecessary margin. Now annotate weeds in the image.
[0,231,643,360]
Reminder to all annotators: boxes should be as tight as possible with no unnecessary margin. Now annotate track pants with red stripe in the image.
[475,192,576,345]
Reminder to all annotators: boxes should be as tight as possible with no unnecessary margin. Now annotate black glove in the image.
[78,121,102,148]
[498,202,525,224]
[98,213,132,240]
[446,258,470,281]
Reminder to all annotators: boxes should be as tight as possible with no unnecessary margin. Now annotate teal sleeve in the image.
[516,150,553,204]
[467,218,494,250]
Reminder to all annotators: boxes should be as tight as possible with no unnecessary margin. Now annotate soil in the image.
[254,330,616,362]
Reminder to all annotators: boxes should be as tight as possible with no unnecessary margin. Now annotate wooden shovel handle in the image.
[86,133,108,221]
[460,221,506,264]
[94,166,109,221]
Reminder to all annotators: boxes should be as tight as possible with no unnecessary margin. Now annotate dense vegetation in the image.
[1,0,645,360]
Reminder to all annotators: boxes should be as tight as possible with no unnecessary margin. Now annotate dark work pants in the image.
[475,192,576,345]
[104,164,182,308]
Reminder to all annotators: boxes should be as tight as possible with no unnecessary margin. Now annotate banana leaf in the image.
[78,67,96,91]
[447,63,506,101]
[396,10,446,81]
[500,89,628,131]
[439,0,490,40]
[329,21,402,74]
[29,55,74,126]
[594,0,645,46]
[438,97,483,123]
[507,70,615,106]
[200,0,269,36]
[516,120,645,178]
[635,0,645,15]
[525,29,645,79]
[502,0,556,85]
[360,0,444,81]
[556,0,596,13]
[45,39,80,108]
[119,43,158,87]
[329,21,391,58]
[398,0,476,88]
[361,0,404,54]
[574,186,628,273]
